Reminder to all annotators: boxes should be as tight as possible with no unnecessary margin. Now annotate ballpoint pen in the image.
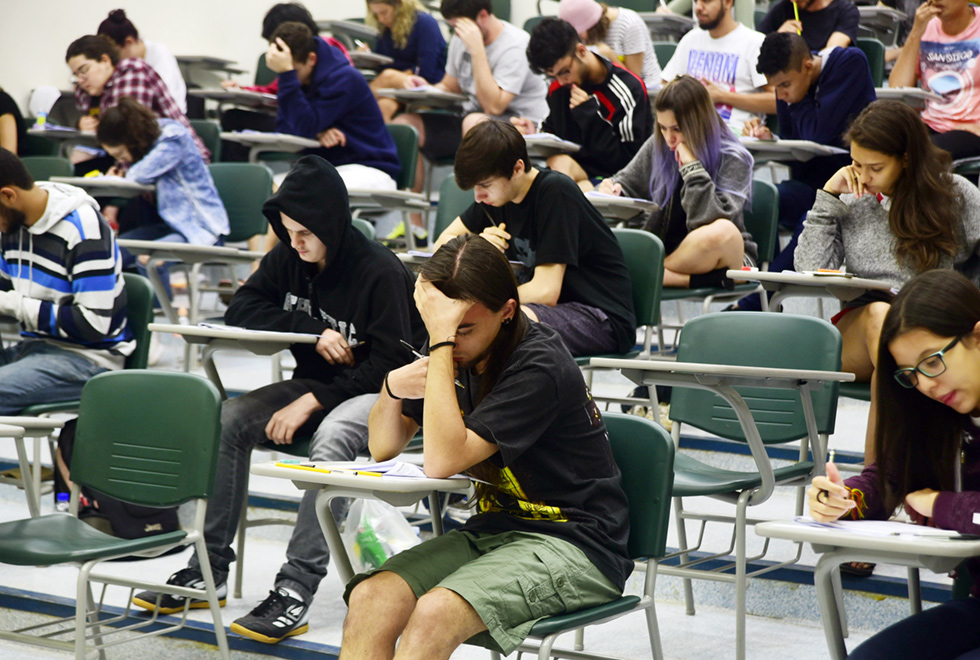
[400,339,465,389]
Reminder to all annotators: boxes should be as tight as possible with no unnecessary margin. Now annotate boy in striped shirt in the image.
[0,148,132,414]
[511,17,651,192]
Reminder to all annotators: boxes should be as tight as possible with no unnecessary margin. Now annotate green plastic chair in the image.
[20,131,60,157]
[953,156,980,180]
[0,370,229,659]
[662,311,842,660]
[254,53,277,87]
[523,15,547,34]
[189,118,222,162]
[434,175,474,240]
[352,217,376,240]
[20,156,72,181]
[387,123,419,191]
[208,162,273,243]
[856,38,886,88]
[658,178,780,351]
[653,41,677,68]
[488,412,674,660]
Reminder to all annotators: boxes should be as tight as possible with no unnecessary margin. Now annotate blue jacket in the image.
[374,11,447,84]
[276,39,401,179]
[125,119,229,245]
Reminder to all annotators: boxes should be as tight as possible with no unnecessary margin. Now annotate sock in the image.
[689,268,735,291]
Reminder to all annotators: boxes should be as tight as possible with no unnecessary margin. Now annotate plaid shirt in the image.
[74,58,210,162]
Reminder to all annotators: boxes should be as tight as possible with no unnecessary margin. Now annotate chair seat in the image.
[526,595,642,638]
[672,453,814,497]
[20,400,79,416]
[661,283,758,302]
[838,381,871,402]
[0,514,188,565]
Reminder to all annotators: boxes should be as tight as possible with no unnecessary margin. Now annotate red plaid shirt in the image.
[75,58,210,162]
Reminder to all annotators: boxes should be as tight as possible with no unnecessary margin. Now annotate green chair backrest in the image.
[21,156,72,181]
[744,179,780,265]
[189,119,222,162]
[72,370,222,507]
[255,53,277,86]
[653,41,677,68]
[614,0,655,11]
[754,8,768,29]
[122,273,155,370]
[612,228,664,328]
[20,131,60,156]
[603,412,675,559]
[671,312,842,443]
[208,162,273,243]
[493,0,511,21]
[434,175,474,239]
[856,38,886,88]
[352,217,376,240]
[523,15,547,34]
[387,123,419,191]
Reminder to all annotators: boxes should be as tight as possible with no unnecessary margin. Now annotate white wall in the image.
[0,0,542,116]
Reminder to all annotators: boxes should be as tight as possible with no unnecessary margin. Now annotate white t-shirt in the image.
[143,39,187,114]
[606,7,663,91]
[446,20,549,122]
[661,23,768,134]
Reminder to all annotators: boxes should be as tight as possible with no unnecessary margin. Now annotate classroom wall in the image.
[0,0,541,117]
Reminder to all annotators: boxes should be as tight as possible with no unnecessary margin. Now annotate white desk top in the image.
[148,323,319,346]
[117,239,263,264]
[220,131,319,151]
[585,192,657,221]
[524,134,581,155]
[347,188,429,210]
[589,357,855,384]
[740,137,848,163]
[875,87,943,107]
[251,460,471,493]
[0,417,65,432]
[50,176,154,198]
[727,270,895,292]
[376,87,466,108]
[317,19,380,42]
[350,51,394,68]
[857,6,906,20]
[189,89,277,108]
[0,424,24,438]
[756,519,980,557]
[27,127,96,141]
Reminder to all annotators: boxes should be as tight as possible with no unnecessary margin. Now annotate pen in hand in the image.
[400,339,465,389]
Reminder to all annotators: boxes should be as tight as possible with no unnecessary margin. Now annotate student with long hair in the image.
[598,74,756,290]
[808,269,980,659]
[796,100,980,463]
[96,98,228,291]
[341,234,631,660]
[363,0,447,121]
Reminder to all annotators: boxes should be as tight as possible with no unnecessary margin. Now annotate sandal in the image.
[839,561,875,578]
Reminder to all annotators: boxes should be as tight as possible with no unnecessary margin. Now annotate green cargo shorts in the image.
[343,529,622,654]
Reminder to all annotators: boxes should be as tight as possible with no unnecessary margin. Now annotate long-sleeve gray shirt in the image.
[795,176,980,292]
[609,135,758,263]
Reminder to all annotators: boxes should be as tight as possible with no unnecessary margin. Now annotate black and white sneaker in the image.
[132,567,227,615]
[230,587,310,644]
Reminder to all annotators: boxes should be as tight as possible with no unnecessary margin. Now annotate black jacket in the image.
[226,155,424,412]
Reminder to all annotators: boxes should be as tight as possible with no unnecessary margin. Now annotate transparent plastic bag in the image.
[342,499,422,572]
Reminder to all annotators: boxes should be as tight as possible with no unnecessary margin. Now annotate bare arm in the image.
[0,114,17,154]
[622,53,645,80]
[517,263,566,307]
[889,3,940,88]
[824,32,853,49]
[710,82,778,115]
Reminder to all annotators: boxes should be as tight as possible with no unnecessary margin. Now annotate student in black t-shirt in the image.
[757,0,859,50]
[433,119,636,356]
[511,17,651,193]
[0,88,26,155]
[340,234,632,660]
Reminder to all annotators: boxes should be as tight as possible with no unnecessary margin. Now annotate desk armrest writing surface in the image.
[317,19,381,42]
[220,132,320,163]
[346,189,430,212]
[190,89,277,108]
[524,135,582,158]
[117,240,263,265]
[349,51,394,68]
[376,88,466,109]
[49,176,154,199]
[585,193,658,222]
[727,270,895,311]
[0,417,65,436]
[740,138,848,163]
[0,424,25,438]
[874,87,943,109]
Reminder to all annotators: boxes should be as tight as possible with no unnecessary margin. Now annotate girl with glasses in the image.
[808,269,980,659]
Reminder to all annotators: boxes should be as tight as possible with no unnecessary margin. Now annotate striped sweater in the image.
[0,182,133,370]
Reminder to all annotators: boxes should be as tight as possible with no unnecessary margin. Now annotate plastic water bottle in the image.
[355,521,388,569]
[34,111,47,129]
[55,492,70,514]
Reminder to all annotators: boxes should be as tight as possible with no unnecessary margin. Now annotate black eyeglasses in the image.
[893,336,961,389]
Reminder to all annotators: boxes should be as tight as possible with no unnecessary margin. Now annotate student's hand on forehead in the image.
[266,37,295,73]
[414,277,474,341]
[453,18,485,53]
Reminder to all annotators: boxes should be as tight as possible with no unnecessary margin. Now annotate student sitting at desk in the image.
[557,0,663,92]
[757,0,859,51]
[888,0,980,163]
[390,0,548,244]
[132,156,424,644]
[735,32,876,311]
[598,75,756,291]
[66,35,208,163]
[434,119,636,357]
[96,9,187,114]
[0,148,133,414]
[511,17,651,193]
[340,234,632,660]
[808,269,980,660]
[364,0,448,121]
[96,97,229,296]
[795,100,980,464]
[267,21,401,190]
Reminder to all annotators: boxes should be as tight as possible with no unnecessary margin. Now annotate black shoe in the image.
[620,385,672,414]
[230,587,310,644]
[132,567,227,614]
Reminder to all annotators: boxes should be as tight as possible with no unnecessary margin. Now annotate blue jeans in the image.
[848,597,980,659]
[188,381,375,603]
[0,340,107,414]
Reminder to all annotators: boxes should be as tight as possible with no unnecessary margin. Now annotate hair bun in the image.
[108,9,127,22]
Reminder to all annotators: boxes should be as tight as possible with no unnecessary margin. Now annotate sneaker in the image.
[385,221,407,241]
[384,221,428,246]
[230,587,310,644]
[132,567,227,615]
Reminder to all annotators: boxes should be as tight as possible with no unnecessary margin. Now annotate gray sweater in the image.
[795,176,980,291]
[610,135,758,263]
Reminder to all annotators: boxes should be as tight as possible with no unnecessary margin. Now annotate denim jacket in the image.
[125,119,229,245]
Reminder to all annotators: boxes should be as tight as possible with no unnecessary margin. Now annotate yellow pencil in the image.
[792,1,801,35]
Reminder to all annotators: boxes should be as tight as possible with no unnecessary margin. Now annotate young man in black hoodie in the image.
[133,156,425,644]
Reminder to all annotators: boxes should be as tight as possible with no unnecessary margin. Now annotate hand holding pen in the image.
[400,339,465,389]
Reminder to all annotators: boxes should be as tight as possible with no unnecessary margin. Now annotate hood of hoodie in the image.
[31,182,101,234]
[262,155,352,271]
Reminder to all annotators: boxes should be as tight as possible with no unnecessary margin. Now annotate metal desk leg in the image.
[315,488,355,584]
[815,552,852,660]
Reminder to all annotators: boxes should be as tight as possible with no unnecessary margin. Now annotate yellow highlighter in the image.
[792,1,801,35]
